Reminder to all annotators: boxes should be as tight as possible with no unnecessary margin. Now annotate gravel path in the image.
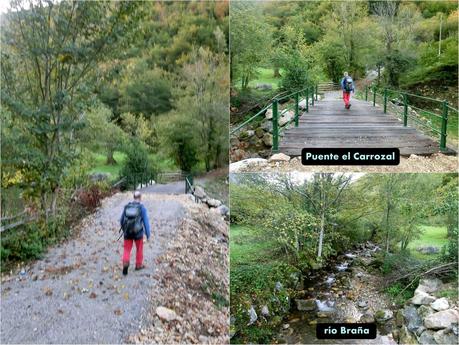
[1,191,185,344]
[140,181,185,194]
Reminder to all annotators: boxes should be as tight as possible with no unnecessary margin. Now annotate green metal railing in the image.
[364,86,457,152]
[230,84,320,152]
[123,172,157,190]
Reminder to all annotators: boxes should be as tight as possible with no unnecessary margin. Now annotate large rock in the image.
[194,186,206,199]
[247,305,257,326]
[402,305,423,333]
[418,305,436,319]
[416,278,443,294]
[419,329,436,344]
[360,313,375,323]
[298,99,307,110]
[261,305,270,317]
[265,108,273,120]
[246,130,255,137]
[269,153,290,162]
[424,309,459,330]
[278,111,294,127]
[255,127,265,138]
[399,325,417,344]
[230,136,240,147]
[156,306,177,321]
[229,158,268,173]
[206,198,222,208]
[217,205,229,217]
[296,299,316,311]
[375,309,393,323]
[256,83,272,90]
[431,298,449,312]
[434,328,458,344]
[262,133,273,147]
[417,246,440,254]
[411,290,436,305]
[89,172,111,182]
[261,121,273,133]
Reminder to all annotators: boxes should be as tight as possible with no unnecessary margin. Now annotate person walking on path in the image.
[341,72,355,109]
[120,190,151,275]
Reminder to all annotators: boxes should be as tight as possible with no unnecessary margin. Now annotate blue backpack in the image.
[344,77,353,92]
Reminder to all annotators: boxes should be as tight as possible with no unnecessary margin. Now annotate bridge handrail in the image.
[364,86,456,151]
[185,174,197,202]
[230,103,271,135]
[230,84,319,136]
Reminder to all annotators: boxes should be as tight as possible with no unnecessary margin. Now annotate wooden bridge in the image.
[278,90,455,157]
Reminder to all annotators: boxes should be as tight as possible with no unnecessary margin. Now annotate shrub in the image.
[119,138,156,188]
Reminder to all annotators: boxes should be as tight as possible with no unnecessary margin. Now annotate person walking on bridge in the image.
[341,72,355,109]
[120,190,151,275]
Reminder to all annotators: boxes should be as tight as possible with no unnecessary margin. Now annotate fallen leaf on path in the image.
[123,292,129,300]
[43,287,53,296]
[89,292,97,299]
[114,308,123,315]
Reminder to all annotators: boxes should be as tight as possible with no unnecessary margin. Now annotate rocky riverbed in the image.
[274,242,397,344]
[272,242,458,344]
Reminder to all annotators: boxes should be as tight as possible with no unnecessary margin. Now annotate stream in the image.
[275,242,397,344]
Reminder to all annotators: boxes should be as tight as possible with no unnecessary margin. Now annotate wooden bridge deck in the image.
[279,92,446,156]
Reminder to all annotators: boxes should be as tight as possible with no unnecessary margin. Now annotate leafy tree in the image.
[179,47,229,171]
[119,66,172,117]
[1,1,134,218]
[230,2,272,89]
[119,139,155,188]
[78,105,127,165]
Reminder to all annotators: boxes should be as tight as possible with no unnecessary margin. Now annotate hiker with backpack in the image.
[341,72,355,109]
[120,191,151,275]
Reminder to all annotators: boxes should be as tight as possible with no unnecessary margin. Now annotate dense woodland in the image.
[230,173,458,343]
[230,0,458,121]
[0,1,228,265]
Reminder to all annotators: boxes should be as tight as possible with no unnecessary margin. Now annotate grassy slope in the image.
[90,151,126,177]
[90,151,178,179]
[231,224,277,266]
[407,225,448,260]
[233,67,282,91]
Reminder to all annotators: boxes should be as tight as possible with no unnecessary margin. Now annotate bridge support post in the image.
[315,85,318,101]
[440,100,448,151]
[294,92,299,127]
[305,88,309,112]
[272,99,279,152]
[372,87,376,106]
[365,87,368,101]
[403,93,408,126]
[383,88,387,113]
[311,86,315,106]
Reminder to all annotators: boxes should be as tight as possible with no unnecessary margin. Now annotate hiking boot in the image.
[135,265,146,271]
[122,264,129,276]
[348,104,352,109]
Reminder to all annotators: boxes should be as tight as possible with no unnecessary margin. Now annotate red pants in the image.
[343,91,351,107]
[122,239,143,267]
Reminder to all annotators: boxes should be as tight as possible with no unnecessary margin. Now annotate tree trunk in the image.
[317,211,325,258]
[106,148,117,165]
[385,202,391,253]
[273,67,280,78]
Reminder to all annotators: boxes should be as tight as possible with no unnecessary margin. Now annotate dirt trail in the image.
[1,191,185,344]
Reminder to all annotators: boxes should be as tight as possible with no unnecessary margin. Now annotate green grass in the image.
[90,151,127,178]
[233,67,283,91]
[89,151,179,180]
[407,225,448,260]
[230,224,278,266]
